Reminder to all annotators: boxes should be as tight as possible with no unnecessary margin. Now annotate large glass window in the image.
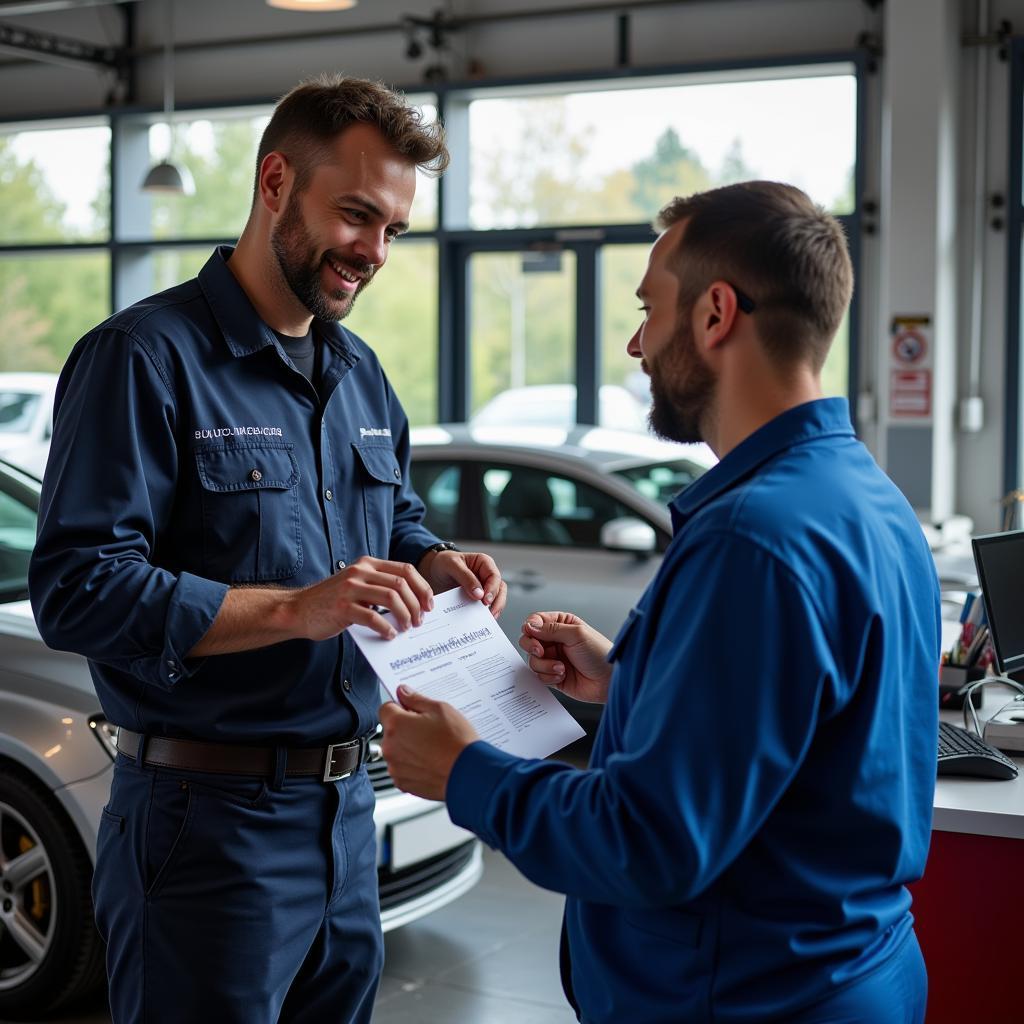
[467,250,576,421]
[0,122,110,243]
[463,68,856,230]
[601,244,652,425]
[0,253,110,370]
[0,61,858,427]
[344,241,438,427]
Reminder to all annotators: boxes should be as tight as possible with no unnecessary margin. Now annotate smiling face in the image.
[270,122,417,322]
[628,221,717,444]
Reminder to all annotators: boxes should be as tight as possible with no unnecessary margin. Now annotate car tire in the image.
[0,769,105,1018]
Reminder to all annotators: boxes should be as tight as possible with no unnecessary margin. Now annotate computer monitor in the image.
[972,531,1024,676]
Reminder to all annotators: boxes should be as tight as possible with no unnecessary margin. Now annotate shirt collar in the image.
[669,397,855,532]
[197,245,360,366]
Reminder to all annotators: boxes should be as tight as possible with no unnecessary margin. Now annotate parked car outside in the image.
[409,424,717,724]
[470,384,650,433]
[0,462,481,1019]
[0,374,58,480]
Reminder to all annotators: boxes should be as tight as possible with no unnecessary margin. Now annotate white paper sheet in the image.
[348,587,585,759]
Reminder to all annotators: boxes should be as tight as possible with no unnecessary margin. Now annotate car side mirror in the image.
[600,517,657,556]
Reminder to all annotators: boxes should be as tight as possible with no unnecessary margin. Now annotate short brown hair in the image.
[254,74,449,199]
[655,181,853,372]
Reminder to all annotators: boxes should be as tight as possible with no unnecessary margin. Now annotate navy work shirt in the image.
[447,399,941,1022]
[29,246,440,744]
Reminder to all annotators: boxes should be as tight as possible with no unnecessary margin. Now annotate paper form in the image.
[348,587,586,759]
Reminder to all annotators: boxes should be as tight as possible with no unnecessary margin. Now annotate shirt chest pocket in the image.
[352,442,401,559]
[195,444,302,583]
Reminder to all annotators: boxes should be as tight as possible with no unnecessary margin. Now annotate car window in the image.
[0,485,36,600]
[408,461,461,538]
[612,459,707,504]
[0,392,41,435]
[482,464,638,548]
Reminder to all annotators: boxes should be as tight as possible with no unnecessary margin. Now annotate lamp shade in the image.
[141,160,195,196]
[267,0,357,9]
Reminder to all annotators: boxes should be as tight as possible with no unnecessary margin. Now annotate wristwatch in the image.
[421,541,459,557]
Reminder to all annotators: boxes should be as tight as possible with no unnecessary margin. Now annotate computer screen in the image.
[972,531,1024,675]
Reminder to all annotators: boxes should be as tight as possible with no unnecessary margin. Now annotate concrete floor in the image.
[9,847,575,1024]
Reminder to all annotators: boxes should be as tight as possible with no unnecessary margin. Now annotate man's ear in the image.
[695,281,740,352]
[257,152,291,215]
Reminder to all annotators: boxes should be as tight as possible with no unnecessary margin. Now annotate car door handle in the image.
[504,570,544,591]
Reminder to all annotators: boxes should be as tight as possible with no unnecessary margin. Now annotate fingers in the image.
[488,579,509,619]
[523,615,583,647]
[347,604,399,641]
[396,684,436,712]
[444,557,486,600]
[359,570,425,628]
[354,557,434,610]
[471,555,503,607]
[528,655,566,686]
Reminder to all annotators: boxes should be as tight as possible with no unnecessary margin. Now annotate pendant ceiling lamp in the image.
[141,0,194,195]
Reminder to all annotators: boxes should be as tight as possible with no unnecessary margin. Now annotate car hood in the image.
[0,599,101,711]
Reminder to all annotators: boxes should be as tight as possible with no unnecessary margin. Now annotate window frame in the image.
[0,51,865,430]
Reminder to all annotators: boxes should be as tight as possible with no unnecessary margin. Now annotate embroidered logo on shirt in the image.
[194,425,284,440]
[359,427,392,439]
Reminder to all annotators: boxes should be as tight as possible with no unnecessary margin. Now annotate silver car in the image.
[0,461,482,1019]
[409,424,716,723]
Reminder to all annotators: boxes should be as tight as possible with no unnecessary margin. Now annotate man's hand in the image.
[293,556,434,642]
[418,549,507,618]
[519,612,615,705]
[379,687,480,800]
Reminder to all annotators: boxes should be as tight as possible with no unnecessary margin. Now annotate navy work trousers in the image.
[93,753,383,1023]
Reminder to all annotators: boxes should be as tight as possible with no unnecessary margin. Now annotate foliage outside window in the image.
[465,72,856,230]
[344,241,438,427]
[0,253,109,371]
[0,124,109,244]
[468,251,576,418]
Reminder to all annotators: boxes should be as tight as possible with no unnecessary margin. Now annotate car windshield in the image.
[613,459,708,504]
[0,392,40,434]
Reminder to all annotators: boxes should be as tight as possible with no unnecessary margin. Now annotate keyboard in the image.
[937,721,1019,780]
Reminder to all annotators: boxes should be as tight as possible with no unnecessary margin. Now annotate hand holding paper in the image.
[350,586,585,800]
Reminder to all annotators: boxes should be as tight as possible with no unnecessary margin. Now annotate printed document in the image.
[349,587,585,759]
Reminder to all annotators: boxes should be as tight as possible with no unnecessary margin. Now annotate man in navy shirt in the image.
[30,76,504,1023]
[380,182,940,1023]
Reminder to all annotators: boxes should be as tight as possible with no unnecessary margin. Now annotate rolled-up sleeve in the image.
[29,328,227,690]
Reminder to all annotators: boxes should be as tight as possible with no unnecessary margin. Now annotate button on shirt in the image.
[446,399,942,1023]
[29,246,440,744]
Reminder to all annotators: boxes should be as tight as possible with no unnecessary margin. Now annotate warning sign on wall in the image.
[889,315,933,421]
[890,370,932,416]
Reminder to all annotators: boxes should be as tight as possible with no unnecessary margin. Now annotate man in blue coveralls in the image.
[380,181,941,1023]
[29,76,505,1023]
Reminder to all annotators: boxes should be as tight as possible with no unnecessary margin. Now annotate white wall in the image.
[0,0,1019,529]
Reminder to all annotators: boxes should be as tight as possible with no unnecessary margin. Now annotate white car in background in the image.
[470,384,650,433]
[0,373,58,479]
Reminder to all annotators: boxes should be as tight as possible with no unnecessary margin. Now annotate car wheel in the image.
[0,770,105,1017]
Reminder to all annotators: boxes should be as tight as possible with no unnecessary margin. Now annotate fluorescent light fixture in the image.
[267,0,358,9]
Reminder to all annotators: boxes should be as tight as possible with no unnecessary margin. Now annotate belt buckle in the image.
[322,737,365,783]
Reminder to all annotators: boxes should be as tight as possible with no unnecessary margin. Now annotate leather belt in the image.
[115,728,372,782]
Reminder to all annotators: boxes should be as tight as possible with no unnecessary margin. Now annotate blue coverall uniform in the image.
[28,246,440,1023]
[448,399,941,1024]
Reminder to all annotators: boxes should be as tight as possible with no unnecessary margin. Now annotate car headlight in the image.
[88,715,118,761]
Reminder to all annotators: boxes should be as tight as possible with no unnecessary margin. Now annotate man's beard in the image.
[646,313,716,445]
[270,194,374,322]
